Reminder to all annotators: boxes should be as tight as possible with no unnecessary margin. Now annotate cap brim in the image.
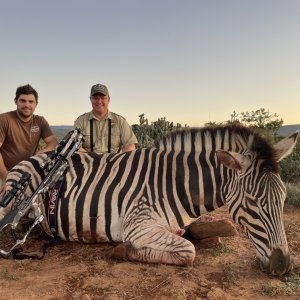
[91,91,108,96]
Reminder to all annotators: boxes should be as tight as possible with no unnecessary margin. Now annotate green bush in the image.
[286,183,300,206]
[36,139,46,152]
[132,114,186,148]
[279,140,300,184]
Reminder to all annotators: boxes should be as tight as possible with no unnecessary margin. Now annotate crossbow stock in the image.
[0,128,84,258]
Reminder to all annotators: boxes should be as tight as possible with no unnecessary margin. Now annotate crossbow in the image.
[0,128,84,258]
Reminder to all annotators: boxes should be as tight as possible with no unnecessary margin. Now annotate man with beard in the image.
[0,84,58,195]
[74,83,137,154]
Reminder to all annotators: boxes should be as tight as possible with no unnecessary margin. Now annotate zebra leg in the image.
[112,229,195,266]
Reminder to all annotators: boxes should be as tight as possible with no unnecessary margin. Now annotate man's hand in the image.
[122,144,136,153]
[77,147,87,153]
[0,181,6,197]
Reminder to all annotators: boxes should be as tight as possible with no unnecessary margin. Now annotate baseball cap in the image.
[90,84,109,97]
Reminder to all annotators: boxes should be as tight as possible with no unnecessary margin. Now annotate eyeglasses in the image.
[91,95,108,101]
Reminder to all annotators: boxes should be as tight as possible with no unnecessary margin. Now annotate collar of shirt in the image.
[89,110,113,121]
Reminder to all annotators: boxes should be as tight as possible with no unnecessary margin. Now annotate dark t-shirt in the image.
[0,111,54,170]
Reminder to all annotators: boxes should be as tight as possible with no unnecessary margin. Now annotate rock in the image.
[199,281,209,287]
[188,219,237,240]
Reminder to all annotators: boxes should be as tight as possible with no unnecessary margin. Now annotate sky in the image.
[0,0,299,126]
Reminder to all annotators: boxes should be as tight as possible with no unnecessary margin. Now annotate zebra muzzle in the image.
[267,248,292,276]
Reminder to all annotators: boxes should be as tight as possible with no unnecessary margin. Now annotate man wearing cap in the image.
[74,83,138,154]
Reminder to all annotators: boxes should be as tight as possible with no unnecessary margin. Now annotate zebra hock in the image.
[0,125,298,276]
[0,128,83,258]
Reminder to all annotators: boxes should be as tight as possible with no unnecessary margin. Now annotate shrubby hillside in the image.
[51,125,73,141]
[277,124,300,137]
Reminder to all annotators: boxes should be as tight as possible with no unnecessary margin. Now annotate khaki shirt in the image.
[74,111,138,154]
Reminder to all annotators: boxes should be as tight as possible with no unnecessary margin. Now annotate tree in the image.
[132,114,185,148]
[239,108,283,133]
[222,108,283,140]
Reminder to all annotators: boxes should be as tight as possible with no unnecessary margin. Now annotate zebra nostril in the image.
[269,248,292,276]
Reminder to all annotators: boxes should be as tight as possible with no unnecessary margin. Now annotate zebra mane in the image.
[155,124,278,171]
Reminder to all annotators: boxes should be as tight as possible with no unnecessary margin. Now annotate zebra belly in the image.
[57,219,123,243]
[56,206,123,243]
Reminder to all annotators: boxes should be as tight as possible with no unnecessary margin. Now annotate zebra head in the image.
[216,131,299,276]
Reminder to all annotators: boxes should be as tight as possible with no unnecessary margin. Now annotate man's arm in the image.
[77,147,87,153]
[36,135,58,154]
[118,116,138,153]
[122,144,136,153]
[0,150,8,195]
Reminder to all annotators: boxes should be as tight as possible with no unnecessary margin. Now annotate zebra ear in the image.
[216,150,250,172]
[273,131,299,162]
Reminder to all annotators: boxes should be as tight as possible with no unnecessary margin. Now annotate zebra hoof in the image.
[188,219,237,239]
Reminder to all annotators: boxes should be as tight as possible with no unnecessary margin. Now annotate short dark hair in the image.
[15,84,39,103]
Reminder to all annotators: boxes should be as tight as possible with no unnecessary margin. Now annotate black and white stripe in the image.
[2,125,298,273]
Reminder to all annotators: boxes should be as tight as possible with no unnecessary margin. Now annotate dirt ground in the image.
[0,205,300,300]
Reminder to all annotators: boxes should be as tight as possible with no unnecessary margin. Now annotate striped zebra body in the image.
[1,125,298,274]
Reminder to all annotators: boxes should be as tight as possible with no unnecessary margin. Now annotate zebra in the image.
[0,125,298,275]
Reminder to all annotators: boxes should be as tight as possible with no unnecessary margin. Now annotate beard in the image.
[17,107,33,118]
